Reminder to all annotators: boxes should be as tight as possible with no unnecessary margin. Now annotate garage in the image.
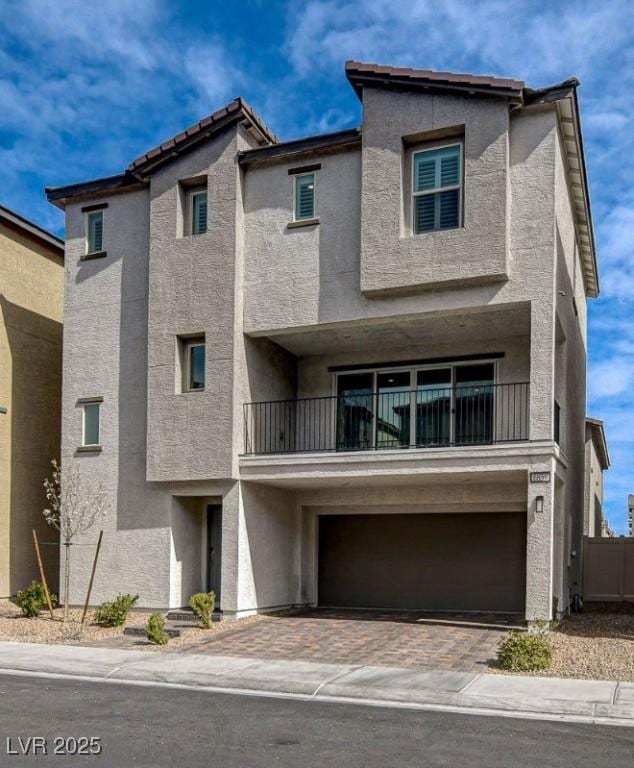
[318,512,526,613]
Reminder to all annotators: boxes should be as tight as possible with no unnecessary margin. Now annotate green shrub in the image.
[17,581,58,618]
[93,594,138,627]
[497,631,553,672]
[146,613,169,645]
[188,591,216,629]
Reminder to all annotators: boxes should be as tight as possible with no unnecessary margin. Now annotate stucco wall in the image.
[146,129,241,482]
[553,126,589,607]
[55,89,589,621]
[243,105,560,453]
[0,223,63,596]
[170,496,205,607]
[62,189,173,608]
[584,435,605,536]
[298,335,530,398]
[221,481,301,617]
[243,149,362,332]
[359,87,509,293]
[244,107,554,341]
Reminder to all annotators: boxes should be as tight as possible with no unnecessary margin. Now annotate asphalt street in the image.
[0,674,632,767]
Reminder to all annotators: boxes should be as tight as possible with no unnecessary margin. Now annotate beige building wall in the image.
[0,217,64,596]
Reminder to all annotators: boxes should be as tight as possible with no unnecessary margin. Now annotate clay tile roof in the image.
[345,60,524,99]
[127,97,277,175]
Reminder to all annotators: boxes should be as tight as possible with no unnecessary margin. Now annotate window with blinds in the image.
[412,144,462,234]
[87,210,104,253]
[191,190,208,235]
[294,173,315,220]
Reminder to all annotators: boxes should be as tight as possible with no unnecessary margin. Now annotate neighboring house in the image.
[45,61,599,623]
[0,205,64,596]
[583,417,610,537]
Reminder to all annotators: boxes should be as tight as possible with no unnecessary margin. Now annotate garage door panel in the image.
[318,512,526,612]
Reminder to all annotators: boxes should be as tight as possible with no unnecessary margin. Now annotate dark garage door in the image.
[318,512,526,613]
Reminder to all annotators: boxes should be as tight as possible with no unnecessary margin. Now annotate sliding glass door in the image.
[415,368,452,446]
[376,372,411,448]
[336,373,374,450]
[337,362,495,450]
[454,363,494,444]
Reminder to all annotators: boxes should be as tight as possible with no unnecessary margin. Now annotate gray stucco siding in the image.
[146,129,240,482]
[61,189,174,608]
[243,149,362,332]
[359,88,510,293]
[56,82,590,623]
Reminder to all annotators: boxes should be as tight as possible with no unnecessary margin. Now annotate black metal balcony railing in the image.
[243,382,530,456]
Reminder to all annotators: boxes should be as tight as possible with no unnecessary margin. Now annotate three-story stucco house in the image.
[46,61,598,623]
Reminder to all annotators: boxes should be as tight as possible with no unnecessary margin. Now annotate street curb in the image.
[0,642,632,728]
[1,667,633,728]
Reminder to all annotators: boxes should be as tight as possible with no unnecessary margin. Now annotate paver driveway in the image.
[180,609,519,672]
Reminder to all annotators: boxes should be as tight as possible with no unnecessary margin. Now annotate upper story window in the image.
[294,173,316,221]
[178,335,205,392]
[187,340,205,390]
[190,189,208,235]
[412,144,462,234]
[86,210,104,254]
[82,401,101,447]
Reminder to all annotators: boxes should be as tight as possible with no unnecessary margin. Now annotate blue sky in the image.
[1,0,632,532]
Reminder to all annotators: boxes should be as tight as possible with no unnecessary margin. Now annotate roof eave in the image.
[521,81,599,298]
[345,61,525,103]
[45,173,143,210]
[586,418,610,469]
[347,72,523,103]
[0,204,64,253]
[239,128,361,166]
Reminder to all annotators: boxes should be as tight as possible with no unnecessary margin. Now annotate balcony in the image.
[244,382,529,456]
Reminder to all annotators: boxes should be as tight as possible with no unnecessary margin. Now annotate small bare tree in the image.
[43,460,108,622]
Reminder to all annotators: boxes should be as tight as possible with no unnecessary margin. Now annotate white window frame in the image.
[189,189,208,236]
[411,142,463,235]
[81,401,101,447]
[85,209,105,254]
[293,172,317,222]
[183,339,206,392]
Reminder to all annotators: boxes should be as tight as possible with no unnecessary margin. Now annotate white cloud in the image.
[184,43,244,112]
[588,358,634,399]
[585,111,629,132]
[595,204,634,301]
[15,0,165,69]
[287,0,634,84]
[0,0,248,230]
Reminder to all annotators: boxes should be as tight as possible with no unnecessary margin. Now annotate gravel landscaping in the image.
[0,599,263,650]
[493,610,634,681]
[544,611,634,681]
[0,599,154,645]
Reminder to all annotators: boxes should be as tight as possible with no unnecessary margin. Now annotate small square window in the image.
[294,173,315,221]
[412,144,462,234]
[191,190,208,235]
[82,402,101,446]
[86,210,104,253]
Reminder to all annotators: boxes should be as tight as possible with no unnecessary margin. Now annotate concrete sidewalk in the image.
[0,641,632,726]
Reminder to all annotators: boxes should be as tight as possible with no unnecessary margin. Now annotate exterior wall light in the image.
[535,495,544,514]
